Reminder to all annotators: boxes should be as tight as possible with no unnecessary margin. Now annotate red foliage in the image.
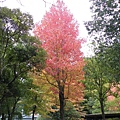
[65,80,85,102]
[34,0,85,102]
[107,84,120,101]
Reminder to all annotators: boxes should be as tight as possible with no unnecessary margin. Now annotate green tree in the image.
[85,0,120,83]
[0,7,46,120]
[0,77,33,120]
[84,54,114,120]
[85,0,120,43]
[85,0,120,118]
[102,42,120,82]
[22,83,50,120]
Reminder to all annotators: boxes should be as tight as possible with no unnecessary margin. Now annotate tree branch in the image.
[42,71,58,88]
[0,0,6,2]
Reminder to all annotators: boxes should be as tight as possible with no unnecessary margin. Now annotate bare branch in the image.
[0,0,6,2]
[16,0,23,6]
[42,0,55,7]
[43,0,47,7]
[0,0,54,7]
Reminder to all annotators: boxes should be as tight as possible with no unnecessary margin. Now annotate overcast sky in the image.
[0,0,93,56]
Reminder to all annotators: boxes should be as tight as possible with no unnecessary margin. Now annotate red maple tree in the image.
[34,0,85,119]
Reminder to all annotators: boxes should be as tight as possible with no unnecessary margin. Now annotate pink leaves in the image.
[34,0,84,80]
[33,0,85,106]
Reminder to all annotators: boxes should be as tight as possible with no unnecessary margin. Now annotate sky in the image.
[0,0,94,56]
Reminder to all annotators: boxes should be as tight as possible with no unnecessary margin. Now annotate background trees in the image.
[85,0,120,43]
[85,0,120,86]
[84,0,120,119]
[0,7,46,120]
[34,0,85,119]
[84,53,114,119]
[1,0,119,119]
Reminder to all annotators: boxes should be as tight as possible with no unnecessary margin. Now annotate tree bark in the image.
[1,113,5,120]
[59,85,65,120]
[8,114,12,120]
[32,105,37,120]
[100,99,105,120]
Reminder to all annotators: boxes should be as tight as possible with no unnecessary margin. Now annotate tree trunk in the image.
[59,85,65,120]
[10,97,19,120]
[1,113,5,120]
[32,105,37,120]
[100,99,105,120]
[7,105,12,120]
[8,114,12,120]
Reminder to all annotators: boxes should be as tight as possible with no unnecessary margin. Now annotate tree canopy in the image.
[34,0,85,119]
[0,7,46,120]
[84,0,120,119]
[85,0,120,43]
